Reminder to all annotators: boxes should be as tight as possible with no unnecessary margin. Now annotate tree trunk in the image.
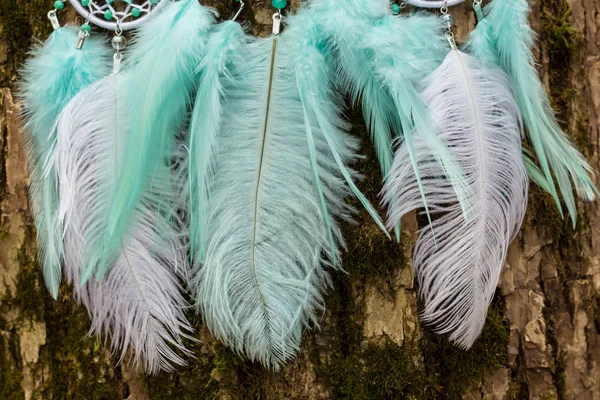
[1,1,599,399]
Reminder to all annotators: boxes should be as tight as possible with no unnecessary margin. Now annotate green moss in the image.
[315,271,367,398]
[342,221,406,279]
[142,312,223,400]
[323,338,440,400]
[421,298,509,400]
[0,122,7,210]
[143,351,220,400]
[11,226,45,323]
[0,0,51,85]
[0,325,24,400]
[319,294,509,400]
[527,183,567,240]
[542,1,582,116]
[143,334,270,400]
[506,381,527,400]
[542,2,581,53]
[40,286,121,400]
[341,107,408,279]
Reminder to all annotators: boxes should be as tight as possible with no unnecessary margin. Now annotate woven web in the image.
[77,0,160,25]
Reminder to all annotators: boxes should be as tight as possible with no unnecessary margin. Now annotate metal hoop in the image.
[406,0,465,8]
[67,0,166,31]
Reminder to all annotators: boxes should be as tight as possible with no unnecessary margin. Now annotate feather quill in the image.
[480,0,597,224]
[383,50,528,348]
[19,26,112,298]
[91,0,215,282]
[55,73,193,373]
[189,10,382,368]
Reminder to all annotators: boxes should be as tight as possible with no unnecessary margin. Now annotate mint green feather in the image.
[86,0,214,282]
[295,14,389,246]
[523,151,553,194]
[188,20,246,264]
[19,27,111,298]
[466,9,554,200]
[481,0,597,225]
[189,8,386,368]
[310,0,471,235]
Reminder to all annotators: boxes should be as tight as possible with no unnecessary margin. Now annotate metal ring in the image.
[406,0,465,8]
[67,0,166,31]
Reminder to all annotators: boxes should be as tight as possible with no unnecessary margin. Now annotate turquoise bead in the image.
[391,4,400,14]
[272,0,286,9]
[80,23,91,32]
[54,1,64,10]
[81,0,89,6]
[150,0,158,4]
[104,9,113,20]
[132,8,141,17]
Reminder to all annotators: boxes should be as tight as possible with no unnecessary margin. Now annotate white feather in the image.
[54,73,194,373]
[383,50,528,348]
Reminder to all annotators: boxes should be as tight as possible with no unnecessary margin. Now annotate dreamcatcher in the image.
[67,0,166,30]
[18,0,596,372]
[20,0,199,373]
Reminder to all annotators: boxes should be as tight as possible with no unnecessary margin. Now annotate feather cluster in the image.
[19,27,112,299]
[471,0,597,223]
[18,0,597,373]
[381,0,595,350]
[310,0,471,234]
[91,0,215,282]
[55,75,193,373]
[187,10,385,369]
[21,0,386,372]
[20,0,211,373]
[384,49,528,348]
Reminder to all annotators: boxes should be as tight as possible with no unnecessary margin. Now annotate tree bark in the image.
[1,1,599,399]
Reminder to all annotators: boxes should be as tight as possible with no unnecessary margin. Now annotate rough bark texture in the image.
[1,1,599,399]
